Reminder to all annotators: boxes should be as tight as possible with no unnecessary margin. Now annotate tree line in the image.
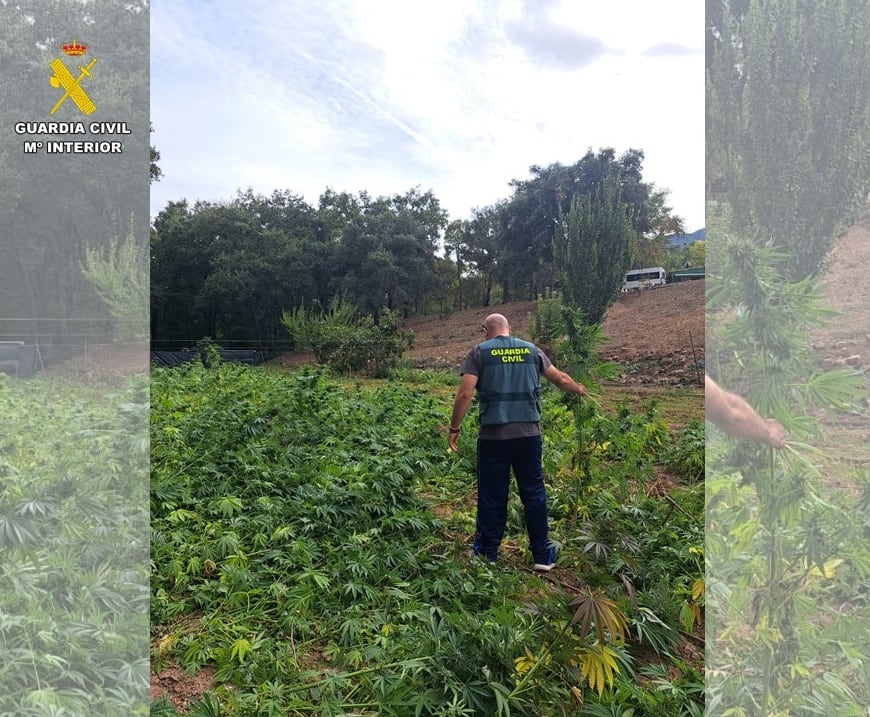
[151,148,687,352]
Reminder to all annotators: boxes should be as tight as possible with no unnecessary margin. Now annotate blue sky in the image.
[150,1,704,232]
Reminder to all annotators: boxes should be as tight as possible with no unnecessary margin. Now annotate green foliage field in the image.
[0,375,149,715]
[151,361,704,715]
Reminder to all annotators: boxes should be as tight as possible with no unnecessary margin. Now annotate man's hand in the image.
[765,419,786,449]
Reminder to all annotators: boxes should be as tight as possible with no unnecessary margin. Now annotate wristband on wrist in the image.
[448,426,461,434]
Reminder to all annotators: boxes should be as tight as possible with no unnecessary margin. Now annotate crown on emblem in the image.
[62,39,88,56]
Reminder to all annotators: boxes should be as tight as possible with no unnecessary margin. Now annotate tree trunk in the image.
[456,261,463,311]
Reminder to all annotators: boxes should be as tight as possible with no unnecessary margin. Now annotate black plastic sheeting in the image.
[150,349,263,368]
[0,343,37,378]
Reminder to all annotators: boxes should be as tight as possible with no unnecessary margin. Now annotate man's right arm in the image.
[542,364,587,395]
[447,372,478,452]
[705,375,786,448]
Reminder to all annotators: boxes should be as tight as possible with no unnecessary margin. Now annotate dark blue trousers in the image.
[473,436,549,563]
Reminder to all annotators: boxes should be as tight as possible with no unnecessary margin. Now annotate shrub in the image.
[281,297,413,377]
[281,294,357,361]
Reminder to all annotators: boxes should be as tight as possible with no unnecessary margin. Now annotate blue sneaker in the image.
[472,536,496,563]
[472,548,496,564]
[533,546,556,572]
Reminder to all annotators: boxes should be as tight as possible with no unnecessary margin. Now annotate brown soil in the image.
[809,210,870,471]
[149,663,216,713]
[401,279,705,385]
[40,342,149,386]
[812,214,870,373]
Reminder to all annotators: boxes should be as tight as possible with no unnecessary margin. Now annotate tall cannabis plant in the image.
[707,1,870,709]
[551,174,634,325]
[705,205,867,714]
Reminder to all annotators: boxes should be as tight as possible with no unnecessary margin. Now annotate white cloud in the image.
[150,0,704,230]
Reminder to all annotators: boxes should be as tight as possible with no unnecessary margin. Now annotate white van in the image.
[622,267,667,292]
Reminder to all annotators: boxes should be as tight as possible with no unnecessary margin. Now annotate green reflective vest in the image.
[477,336,541,425]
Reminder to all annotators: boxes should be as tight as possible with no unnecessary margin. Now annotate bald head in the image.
[482,313,510,337]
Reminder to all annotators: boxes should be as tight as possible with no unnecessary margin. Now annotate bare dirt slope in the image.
[403,279,705,385]
[812,212,870,373]
[810,210,870,470]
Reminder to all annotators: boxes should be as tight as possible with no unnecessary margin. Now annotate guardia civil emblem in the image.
[48,40,97,115]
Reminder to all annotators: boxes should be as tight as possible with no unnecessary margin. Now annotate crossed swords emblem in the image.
[49,56,97,115]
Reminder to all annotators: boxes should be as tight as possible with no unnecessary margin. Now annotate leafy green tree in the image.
[151,186,446,349]
[496,149,680,300]
[230,188,331,318]
[663,240,706,272]
[463,204,503,306]
[683,240,705,268]
[429,255,459,313]
[316,187,366,242]
[443,219,469,310]
[234,187,320,238]
[551,174,634,324]
[631,189,686,268]
[150,191,328,350]
[325,188,446,317]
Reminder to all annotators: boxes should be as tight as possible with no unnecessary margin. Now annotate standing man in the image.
[705,374,786,448]
[448,313,587,571]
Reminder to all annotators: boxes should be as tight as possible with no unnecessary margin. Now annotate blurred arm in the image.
[705,375,785,448]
